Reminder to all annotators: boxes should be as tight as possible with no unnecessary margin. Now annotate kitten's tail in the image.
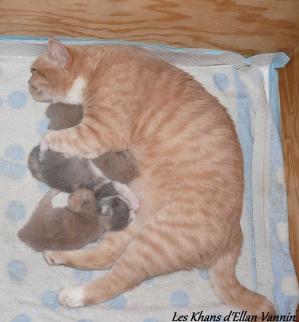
[209,242,275,317]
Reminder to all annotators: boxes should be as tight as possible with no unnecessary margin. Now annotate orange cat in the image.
[29,40,275,315]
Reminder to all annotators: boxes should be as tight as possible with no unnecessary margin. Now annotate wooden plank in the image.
[279,46,299,321]
[280,46,299,276]
[0,0,299,54]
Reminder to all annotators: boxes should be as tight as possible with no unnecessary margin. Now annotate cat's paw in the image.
[43,251,66,265]
[129,209,136,221]
[44,131,63,153]
[39,137,49,152]
[130,195,139,212]
[59,286,85,307]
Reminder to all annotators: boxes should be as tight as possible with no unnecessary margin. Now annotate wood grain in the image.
[280,46,299,279]
[280,46,299,322]
[0,0,299,54]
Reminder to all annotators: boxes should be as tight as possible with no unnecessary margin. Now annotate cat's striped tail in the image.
[209,242,275,318]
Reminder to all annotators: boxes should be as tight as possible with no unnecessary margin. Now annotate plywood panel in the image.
[280,46,299,282]
[0,0,299,54]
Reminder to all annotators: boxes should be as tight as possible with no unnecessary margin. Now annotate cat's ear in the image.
[47,39,71,68]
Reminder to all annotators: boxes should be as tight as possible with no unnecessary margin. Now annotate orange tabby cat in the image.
[29,40,275,315]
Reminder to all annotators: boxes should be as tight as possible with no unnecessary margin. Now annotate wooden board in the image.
[279,45,299,322]
[0,0,299,55]
[280,46,299,280]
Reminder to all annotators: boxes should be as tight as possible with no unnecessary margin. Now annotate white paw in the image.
[43,251,66,265]
[39,137,49,152]
[130,195,139,212]
[129,209,136,221]
[59,286,85,308]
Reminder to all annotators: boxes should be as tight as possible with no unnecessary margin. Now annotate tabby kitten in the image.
[29,40,275,315]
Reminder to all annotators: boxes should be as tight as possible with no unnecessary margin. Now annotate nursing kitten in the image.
[18,189,133,252]
[30,40,275,315]
[28,145,139,212]
[46,103,139,183]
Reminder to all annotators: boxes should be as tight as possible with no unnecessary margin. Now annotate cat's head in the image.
[28,39,86,104]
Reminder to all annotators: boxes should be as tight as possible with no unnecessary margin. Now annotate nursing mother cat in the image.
[28,39,275,316]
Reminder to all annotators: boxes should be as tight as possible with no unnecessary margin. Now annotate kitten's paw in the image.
[44,132,61,152]
[130,195,139,212]
[129,209,136,221]
[59,286,85,308]
[43,251,66,265]
[39,138,49,152]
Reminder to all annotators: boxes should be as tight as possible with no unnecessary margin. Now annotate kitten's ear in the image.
[47,39,71,68]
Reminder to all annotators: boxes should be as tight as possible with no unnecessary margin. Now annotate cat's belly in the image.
[129,137,243,227]
[128,174,160,224]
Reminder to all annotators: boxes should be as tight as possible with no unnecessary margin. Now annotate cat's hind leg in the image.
[57,205,214,307]
[43,221,139,270]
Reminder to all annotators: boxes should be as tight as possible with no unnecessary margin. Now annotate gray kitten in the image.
[46,103,139,184]
[28,145,139,217]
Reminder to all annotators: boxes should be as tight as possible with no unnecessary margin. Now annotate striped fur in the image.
[29,40,275,316]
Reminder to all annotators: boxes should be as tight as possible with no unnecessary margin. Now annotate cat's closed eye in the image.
[31,67,47,80]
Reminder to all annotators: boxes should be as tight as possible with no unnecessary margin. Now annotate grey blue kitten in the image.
[28,145,139,224]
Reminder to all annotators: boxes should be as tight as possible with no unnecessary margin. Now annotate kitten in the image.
[30,40,275,315]
[46,103,139,184]
[28,145,139,212]
[18,189,134,252]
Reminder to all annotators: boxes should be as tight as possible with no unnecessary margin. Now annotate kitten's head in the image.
[68,189,97,215]
[97,195,135,231]
[28,39,85,104]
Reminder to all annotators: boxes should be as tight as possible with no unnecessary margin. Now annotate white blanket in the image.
[0,39,298,322]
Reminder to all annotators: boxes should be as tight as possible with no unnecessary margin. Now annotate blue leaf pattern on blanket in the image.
[11,314,32,322]
[7,260,27,282]
[170,290,190,308]
[106,294,127,310]
[6,200,27,221]
[41,290,60,310]
[0,159,27,179]
[5,144,26,161]
[37,117,49,135]
[8,91,27,109]
[73,269,93,284]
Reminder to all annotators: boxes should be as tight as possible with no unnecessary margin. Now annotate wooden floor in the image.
[0,0,298,318]
[0,0,299,55]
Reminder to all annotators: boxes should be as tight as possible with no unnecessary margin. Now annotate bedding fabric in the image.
[0,39,298,322]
